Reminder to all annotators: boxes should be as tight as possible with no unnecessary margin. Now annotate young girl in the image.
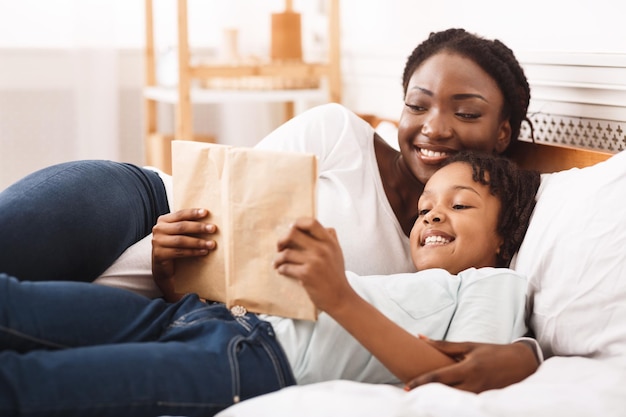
[0,151,539,416]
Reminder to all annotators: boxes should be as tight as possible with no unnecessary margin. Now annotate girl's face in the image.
[409,162,503,274]
[398,52,512,185]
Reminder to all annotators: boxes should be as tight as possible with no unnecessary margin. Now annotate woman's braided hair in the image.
[402,28,532,154]
[442,150,540,267]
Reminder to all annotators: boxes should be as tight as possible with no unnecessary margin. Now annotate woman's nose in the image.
[421,112,452,140]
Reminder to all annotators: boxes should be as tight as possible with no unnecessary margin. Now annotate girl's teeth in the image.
[424,235,450,245]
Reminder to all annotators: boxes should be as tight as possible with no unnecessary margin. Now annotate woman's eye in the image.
[456,112,481,120]
[405,103,426,113]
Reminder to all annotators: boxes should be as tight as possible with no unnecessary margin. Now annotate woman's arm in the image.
[151,208,217,302]
[404,338,540,392]
[399,267,536,392]
[274,217,454,384]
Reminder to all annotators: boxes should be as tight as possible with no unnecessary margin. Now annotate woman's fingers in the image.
[152,209,218,261]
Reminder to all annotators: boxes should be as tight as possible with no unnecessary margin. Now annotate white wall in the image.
[339,0,626,118]
[1,0,625,189]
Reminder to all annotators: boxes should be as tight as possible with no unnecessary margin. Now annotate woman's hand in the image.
[404,338,540,393]
[151,208,217,301]
[273,217,351,313]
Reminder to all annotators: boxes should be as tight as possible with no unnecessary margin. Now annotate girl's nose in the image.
[424,209,444,223]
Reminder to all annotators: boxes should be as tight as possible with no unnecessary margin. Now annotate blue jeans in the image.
[0,273,295,417]
[0,160,169,282]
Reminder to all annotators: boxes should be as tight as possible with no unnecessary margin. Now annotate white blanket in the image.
[218,357,626,417]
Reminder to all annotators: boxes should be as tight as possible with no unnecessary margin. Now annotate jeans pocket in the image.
[227,323,295,403]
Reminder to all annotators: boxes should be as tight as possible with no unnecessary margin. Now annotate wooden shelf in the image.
[143,86,329,104]
[143,0,342,173]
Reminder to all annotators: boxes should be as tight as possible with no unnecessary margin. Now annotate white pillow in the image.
[511,150,626,361]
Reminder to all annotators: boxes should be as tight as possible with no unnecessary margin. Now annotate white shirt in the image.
[264,267,528,385]
[96,103,415,294]
[255,103,415,276]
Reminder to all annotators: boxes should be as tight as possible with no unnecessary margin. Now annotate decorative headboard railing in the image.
[518,51,626,153]
[521,113,625,152]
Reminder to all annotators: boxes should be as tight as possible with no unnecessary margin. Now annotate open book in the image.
[171,140,318,321]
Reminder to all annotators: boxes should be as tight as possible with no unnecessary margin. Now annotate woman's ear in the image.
[495,120,512,154]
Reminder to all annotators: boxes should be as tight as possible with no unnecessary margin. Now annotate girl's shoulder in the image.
[458,267,528,286]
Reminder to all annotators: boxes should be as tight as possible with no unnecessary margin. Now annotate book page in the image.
[171,141,230,302]
[224,147,317,320]
[172,140,318,320]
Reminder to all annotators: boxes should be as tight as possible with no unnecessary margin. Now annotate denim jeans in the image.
[0,274,295,417]
[0,160,169,282]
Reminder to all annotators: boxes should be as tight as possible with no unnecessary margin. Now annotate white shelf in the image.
[144,86,329,104]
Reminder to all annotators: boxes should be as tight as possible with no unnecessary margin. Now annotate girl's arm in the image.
[274,217,454,384]
[151,208,217,302]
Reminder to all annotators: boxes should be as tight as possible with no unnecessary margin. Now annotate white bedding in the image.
[218,357,626,417]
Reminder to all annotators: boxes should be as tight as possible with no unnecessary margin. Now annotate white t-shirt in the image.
[255,103,414,275]
[265,267,528,385]
[95,103,415,294]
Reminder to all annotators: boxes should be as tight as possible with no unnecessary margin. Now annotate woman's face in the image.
[398,52,512,185]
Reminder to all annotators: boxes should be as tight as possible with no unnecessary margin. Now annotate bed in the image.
[216,116,626,417]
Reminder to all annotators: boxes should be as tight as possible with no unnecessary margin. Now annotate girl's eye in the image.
[418,208,430,217]
[452,204,470,210]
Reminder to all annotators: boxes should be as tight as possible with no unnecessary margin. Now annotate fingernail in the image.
[205,224,216,233]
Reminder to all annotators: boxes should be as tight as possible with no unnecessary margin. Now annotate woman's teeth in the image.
[420,148,448,158]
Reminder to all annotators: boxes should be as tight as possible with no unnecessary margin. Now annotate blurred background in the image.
[1,0,625,189]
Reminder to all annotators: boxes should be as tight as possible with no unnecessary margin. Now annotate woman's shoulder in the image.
[256,103,375,155]
[304,102,360,120]
[294,103,373,138]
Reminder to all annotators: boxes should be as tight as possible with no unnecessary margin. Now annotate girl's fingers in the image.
[275,261,307,278]
[277,218,330,251]
[273,247,307,271]
[291,217,329,241]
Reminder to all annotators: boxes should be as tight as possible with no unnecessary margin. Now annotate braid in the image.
[443,151,540,267]
[402,28,533,152]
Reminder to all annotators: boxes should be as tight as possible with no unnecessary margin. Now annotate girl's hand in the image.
[276,220,457,383]
[151,208,217,301]
[274,217,351,313]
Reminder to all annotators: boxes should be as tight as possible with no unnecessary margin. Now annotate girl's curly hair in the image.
[442,151,540,266]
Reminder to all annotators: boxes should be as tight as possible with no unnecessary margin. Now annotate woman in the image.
[0,28,530,282]
[0,28,538,390]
